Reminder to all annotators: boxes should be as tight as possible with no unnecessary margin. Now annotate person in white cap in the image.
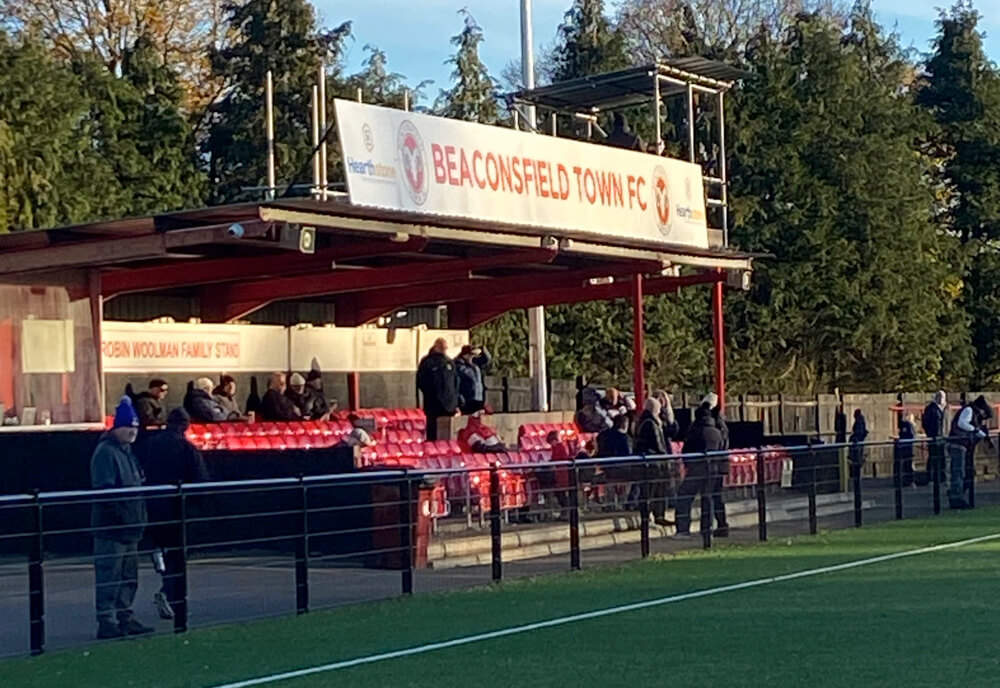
[184,377,236,423]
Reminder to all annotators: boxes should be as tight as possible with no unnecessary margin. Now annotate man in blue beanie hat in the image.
[90,396,153,639]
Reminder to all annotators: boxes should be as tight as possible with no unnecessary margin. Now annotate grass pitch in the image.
[4,509,1000,688]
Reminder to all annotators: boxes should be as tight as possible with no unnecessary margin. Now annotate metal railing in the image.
[0,434,996,658]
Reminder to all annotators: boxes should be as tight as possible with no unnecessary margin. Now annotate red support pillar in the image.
[347,371,361,411]
[712,277,726,413]
[632,274,645,412]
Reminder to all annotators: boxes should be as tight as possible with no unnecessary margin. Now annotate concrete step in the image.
[428,492,872,569]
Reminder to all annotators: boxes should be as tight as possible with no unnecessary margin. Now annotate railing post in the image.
[399,472,414,595]
[968,443,976,509]
[756,448,767,542]
[29,491,44,656]
[489,464,502,582]
[808,446,818,535]
[893,440,904,520]
[569,459,581,571]
[174,483,188,633]
[639,461,651,558]
[295,477,309,614]
[700,454,712,550]
[853,459,863,528]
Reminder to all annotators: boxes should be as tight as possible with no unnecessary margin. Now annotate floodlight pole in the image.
[265,70,275,200]
[521,0,549,412]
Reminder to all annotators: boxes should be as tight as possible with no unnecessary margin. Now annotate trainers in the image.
[97,618,125,640]
[154,592,175,620]
[713,527,730,538]
[672,530,692,539]
[119,618,154,636]
[654,517,676,528]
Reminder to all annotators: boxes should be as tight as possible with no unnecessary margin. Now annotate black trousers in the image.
[675,468,728,534]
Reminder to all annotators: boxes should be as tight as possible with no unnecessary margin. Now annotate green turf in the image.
[4,509,1000,688]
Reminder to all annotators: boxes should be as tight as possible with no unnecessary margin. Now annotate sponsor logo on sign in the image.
[397,121,428,205]
[362,123,375,152]
[652,166,671,235]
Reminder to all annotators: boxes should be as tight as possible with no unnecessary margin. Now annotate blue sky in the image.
[318,1,999,99]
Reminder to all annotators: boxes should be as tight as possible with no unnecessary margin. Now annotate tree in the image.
[349,44,423,110]
[917,2,1000,387]
[0,0,222,110]
[436,11,500,124]
[0,31,121,232]
[551,0,628,82]
[616,0,847,62]
[204,0,351,203]
[78,35,206,216]
[726,7,970,393]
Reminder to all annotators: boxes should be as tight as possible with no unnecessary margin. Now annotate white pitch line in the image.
[212,532,1000,688]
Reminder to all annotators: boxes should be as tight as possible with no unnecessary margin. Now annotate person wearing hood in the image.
[90,396,153,639]
[304,370,334,420]
[634,397,677,527]
[134,379,169,427]
[138,408,209,622]
[896,413,916,488]
[606,112,644,151]
[947,395,992,509]
[416,338,460,440]
[674,394,727,537]
[285,373,314,419]
[652,389,680,441]
[920,391,947,486]
[456,345,491,415]
[185,377,237,423]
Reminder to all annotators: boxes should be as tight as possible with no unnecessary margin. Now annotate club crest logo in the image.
[652,166,671,235]
[397,120,428,206]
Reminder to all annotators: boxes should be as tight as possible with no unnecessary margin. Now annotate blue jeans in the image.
[948,443,967,504]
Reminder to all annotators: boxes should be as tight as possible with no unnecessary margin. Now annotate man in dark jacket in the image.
[947,395,991,509]
[597,413,633,458]
[416,338,460,440]
[634,397,676,528]
[921,390,947,486]
[184,378,237,423]
[674,396,726,537]
[260,372,301,421]
[90,396,153,639]
[134,379,168,427]
[606,113,644,151]
[456,345,491,415]
[139,408,209,622]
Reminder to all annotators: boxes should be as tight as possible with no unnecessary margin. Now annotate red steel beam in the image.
[101,236,429,297]
[343,259,669,326]
[209,247,558,322]
[464,271,725,327]
[633,274,645,411]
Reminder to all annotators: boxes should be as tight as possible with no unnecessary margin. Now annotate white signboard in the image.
[335,100,709,250]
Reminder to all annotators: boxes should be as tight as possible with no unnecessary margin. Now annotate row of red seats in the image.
[332,408,426,433]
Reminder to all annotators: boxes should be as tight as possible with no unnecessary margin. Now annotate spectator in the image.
[849,409,868,478]
[537,430,572,512]
[635,397,676,528]
[652,389,680,441]
[920,390,947,487]
[606,112,644,151]
[90,396,153,639]
[947,395,991,510]
[260,372,301,421]
[576,387,612,433]
[416,338,460,441]
[285,373,313,418]
[602,388,635,422]
[185,377,237,423]
[304,370,334,420]
[597,413,633,458]
[674,396,727,537]
[896,413,916,488]
[134,379,168,427]
[457,412,506,453]
[456,345,491,415]
[213,376,243,419]
[138,408,208,622]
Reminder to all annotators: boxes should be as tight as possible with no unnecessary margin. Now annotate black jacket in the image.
[682,407,724,456]
[184,389,235,423]
[634,410,668,456]
[416,351,460,417]
[134,392,167,426]
[597,427,633,458]
[922,403,945,439]
[139,427,208,544]
[261,388,301,421]
[306,386,332,419]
